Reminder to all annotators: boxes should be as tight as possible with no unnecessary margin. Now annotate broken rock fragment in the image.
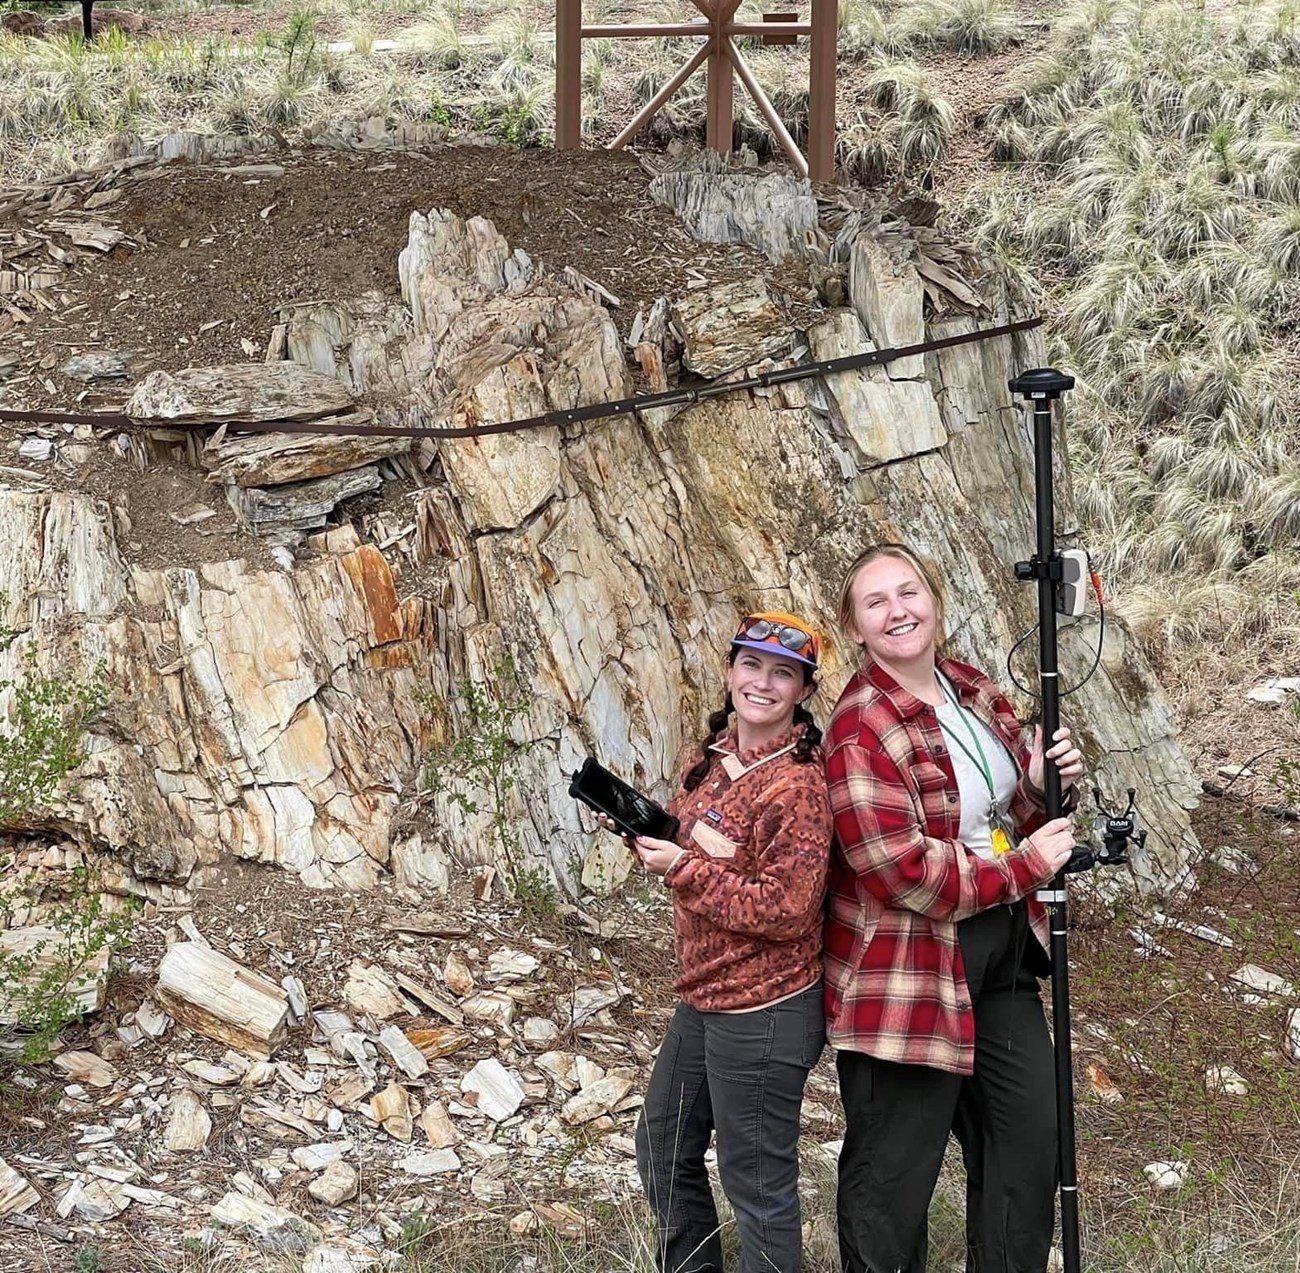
[568,985,622,1028]
[59,1177,130,1222]
[303,1247,379,1273]
[126,363,354,425]
[53,1050,117,1089]
[225,466,382,534]
[156,942,290,1060]
[522,1017,560,1044]
[421,1100,459,1149]
[202,413,408,486]
[378,1025,429,1080]
[443,950,475,997]
[399,1148,461,1176]
[163,1088,212,1151]
[292,1141,352,1172]
[370,1081,414,1142]
[211,1192,321,1252]
[0,1157,38,1217]
[486,948,539,981]
[408,1026,471,1061]
[671,277,789,378]
[343,960,408,1022]
[561,1073,636,1126]
[135,999,171,1039]
[61,350,131,382]
[308,1160,359,1206]
[181,1059,241,1086]
[461,1058,525,1122]
[461,991,515,1028]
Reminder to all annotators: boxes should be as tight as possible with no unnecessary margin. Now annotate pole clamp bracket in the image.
[1014,556,1063,582]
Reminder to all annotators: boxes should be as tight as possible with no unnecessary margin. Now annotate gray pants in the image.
[636,981,826,1273]
[836,903,1057,1273]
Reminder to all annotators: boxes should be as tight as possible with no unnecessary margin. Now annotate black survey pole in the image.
[1009,366,1082,1273]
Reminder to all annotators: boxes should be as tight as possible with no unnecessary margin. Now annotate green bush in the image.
[0,641,131,1063]
[422,652,557,913]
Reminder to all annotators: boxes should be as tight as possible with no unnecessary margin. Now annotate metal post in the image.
[1009,366,1082,1273]
[555,0,582,148]
[808,0,836,181]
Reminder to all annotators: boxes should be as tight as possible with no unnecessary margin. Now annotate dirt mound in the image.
[0,145,814,409]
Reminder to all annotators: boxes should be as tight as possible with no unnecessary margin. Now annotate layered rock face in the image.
[0,503,427,890]
[0,162,1200,898]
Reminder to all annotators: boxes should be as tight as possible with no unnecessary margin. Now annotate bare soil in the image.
[2,145,814,403]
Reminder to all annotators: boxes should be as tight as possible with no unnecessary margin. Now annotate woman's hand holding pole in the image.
[1022,816,1075,875]
[1028,725,1085,793]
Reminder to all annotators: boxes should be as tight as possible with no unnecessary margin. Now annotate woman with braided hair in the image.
[598,610,832,1273]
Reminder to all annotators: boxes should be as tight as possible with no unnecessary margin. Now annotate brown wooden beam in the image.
[556,0,582,148]
[580,20,812,38]
[808,0,837,181]
[728,22,812,35]
[581,22,710,37]
[705,0,742,153]
[726,37,808,176]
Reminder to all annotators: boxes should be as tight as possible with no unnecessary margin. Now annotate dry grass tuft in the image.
[955,0,1300,666]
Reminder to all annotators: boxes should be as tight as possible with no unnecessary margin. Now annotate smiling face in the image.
[727,646,812,744]
[847,555,940,673]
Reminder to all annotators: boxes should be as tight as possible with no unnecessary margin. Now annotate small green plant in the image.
[901,0,1022,55]
[74,1247,105,1273]
[0,640,133,1065]
[427,90,451,127]
[511,864,559,921]
[280,5,318,82]
[398,1211,437,1255]
[0,639,105,828]
[407,11,465,69]
[422,653,555,909]
[0,860,136,1064]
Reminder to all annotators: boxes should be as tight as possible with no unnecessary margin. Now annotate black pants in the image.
[636,982,825,1273]
[837,904,1057,1273]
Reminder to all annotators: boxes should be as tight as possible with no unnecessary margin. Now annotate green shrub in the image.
[0,643,131,1064]
[422,652,557,910]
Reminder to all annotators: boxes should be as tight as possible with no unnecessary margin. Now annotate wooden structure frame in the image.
[555,0,838,182]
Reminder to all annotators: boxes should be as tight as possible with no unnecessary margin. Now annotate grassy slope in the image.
[953,0,1300,669]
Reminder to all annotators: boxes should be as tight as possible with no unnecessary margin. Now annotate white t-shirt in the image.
[934,678,1019,860]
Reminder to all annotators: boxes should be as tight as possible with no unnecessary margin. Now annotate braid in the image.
[792,704,822,764]
[682,695,734,792]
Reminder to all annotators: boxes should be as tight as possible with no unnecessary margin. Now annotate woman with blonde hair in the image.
[822,544,1084,1273]
[601,610,832,1272]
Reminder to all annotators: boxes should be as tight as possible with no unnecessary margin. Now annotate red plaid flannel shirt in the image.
[823,656,1067,1075]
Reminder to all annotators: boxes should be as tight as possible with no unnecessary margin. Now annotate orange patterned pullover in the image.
[662,723,833,1012]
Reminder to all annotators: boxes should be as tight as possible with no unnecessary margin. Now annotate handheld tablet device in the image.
[569,757,680,841]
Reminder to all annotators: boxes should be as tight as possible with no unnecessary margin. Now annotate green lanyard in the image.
[936,678,997,807]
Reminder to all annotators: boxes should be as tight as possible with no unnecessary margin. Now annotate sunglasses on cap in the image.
[732,615,820,666]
